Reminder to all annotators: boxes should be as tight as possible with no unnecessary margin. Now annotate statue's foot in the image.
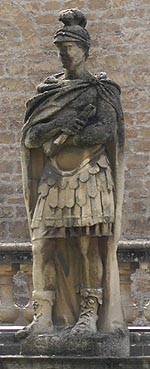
[71,292,100,335]
[71,311,97,335]
[15,320,54,340]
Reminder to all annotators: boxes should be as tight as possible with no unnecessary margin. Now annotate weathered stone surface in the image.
[20,328,130,357]
[1,326,150,357]
[0,0,150,241]
[0,355,150,369]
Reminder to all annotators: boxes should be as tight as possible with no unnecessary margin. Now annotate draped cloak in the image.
[21,72,125,332]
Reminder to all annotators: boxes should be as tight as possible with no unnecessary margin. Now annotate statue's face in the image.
[56,42,86,71]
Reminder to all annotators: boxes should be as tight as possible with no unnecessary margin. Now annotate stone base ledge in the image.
[0,239,149,264]
[0,355,150,369]
[0,239,150,249]
[119,239,150,249]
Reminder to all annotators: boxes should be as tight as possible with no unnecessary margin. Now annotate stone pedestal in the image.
[20,328,130,357]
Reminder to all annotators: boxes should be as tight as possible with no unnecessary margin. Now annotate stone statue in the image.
[17,9,129,356]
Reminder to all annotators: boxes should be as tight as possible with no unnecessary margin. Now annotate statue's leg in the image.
[16,238,56,338]
[72,236,103,334]
[32,238,56,291]
[79,235,90,286]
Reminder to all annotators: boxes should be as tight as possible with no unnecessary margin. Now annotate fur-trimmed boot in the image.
[16,290,55,339]
[72,287,103,334]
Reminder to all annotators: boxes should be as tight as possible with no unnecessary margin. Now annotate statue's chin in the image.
[61,58,71,69]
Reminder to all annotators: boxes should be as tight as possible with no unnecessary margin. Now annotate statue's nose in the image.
[60,48,68,57]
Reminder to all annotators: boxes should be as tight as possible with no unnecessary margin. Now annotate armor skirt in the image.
[31,150,115,240]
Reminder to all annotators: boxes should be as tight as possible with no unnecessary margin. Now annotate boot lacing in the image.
[78,297,96,325]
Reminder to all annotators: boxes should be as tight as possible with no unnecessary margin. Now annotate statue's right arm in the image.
[24,109,83,148]
[24,121,60,148]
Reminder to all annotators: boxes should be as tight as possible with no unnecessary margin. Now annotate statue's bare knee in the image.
[79,236,90,255]
[32,238,56,291]
[32,238,54,263]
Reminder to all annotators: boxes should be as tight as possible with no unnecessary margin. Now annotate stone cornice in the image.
[0,239,150,250]
[0,239,150,264]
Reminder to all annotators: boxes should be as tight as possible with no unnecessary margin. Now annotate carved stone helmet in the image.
[54,8,90,57]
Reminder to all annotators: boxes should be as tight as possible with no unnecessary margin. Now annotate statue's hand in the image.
[43,140,54,157]
[79,104,96,122]
[62,105,96,136]
[63,118,86,135]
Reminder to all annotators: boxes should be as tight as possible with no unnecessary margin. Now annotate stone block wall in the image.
[0,0,150,241]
